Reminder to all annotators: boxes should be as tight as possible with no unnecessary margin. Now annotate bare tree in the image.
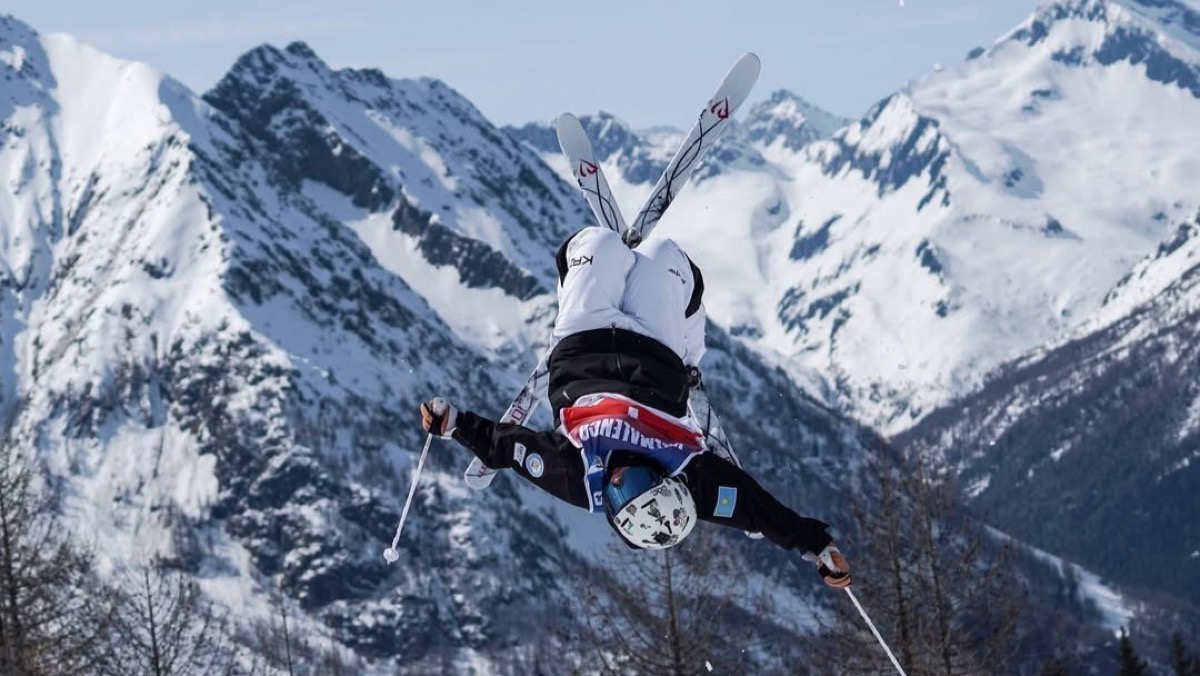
[240,580,361,676]
[811,444,1028,675]
[248,585,299,676]
[1037,654,1070,675]
[573,528,784,675]
[0,409,112,675]
[94,560,238,676]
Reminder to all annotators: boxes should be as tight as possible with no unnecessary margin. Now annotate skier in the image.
[420,227,851,588]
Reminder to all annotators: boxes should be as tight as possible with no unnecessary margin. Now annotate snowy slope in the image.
[0,15,553,662]
[900,226,1200,606]
[746,0,1200,431]
[5,3,1195,668]
[0,16,872,671]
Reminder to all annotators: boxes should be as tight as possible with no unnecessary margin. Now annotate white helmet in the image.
[603,464,697,549]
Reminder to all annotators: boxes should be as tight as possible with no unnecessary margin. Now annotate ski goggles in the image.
[602,464,662,518]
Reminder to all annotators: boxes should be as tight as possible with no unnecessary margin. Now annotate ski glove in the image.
[420,398,458,438]
[814,543,851,589]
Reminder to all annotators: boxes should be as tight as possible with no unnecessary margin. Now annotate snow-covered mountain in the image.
[0,14,883,671]
[900,207,1200,608]
[5,0,1198,668]
[859,0,1200,622]
[498,0,1200,641]
[773,0,1200,431]
[894,99,1200,607]
[860,0,1200,617]
[0,15,570,664]
[529,0,1200,437]
[741,89,850,151]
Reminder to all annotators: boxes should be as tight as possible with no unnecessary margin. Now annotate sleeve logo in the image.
[713,486,737,518]
[525,453,545,478]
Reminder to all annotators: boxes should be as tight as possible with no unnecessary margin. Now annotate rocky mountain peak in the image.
[742,89,849,150]
[205,40,585,296]
[993,0,1200,97]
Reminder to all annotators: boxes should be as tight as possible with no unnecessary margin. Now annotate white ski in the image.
[463,355,551,488]
[556,113,628,233]
[686,377,741,467]
[626,52,760,246]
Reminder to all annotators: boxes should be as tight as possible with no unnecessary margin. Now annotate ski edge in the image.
[464,350,553,489]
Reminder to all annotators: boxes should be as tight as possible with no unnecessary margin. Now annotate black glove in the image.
[814,543,851,589]
[419,398,458,438]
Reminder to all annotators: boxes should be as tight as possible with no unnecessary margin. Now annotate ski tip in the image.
[556,112,580,129]
[734,51,762,80]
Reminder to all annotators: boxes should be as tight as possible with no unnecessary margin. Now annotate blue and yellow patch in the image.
[713,486,737,518]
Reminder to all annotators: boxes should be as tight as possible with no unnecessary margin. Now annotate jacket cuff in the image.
[450,410,497,469]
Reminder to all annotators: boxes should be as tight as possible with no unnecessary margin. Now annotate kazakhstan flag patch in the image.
[714,486,737,518]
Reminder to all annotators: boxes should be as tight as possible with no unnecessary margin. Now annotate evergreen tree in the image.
[1118,628,1147,676]
[814,443,1029,675]
[1170,632,1200,676]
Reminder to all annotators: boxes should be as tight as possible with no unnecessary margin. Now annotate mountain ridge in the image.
[4,5,1198,669]
[1,14,889,670]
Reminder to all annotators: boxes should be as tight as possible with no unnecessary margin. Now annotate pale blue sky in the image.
[7,0,1043,128]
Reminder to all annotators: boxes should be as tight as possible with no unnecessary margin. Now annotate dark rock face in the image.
[821,96,951,209]
[790,215,840,262]
[1094,26,1200,97]
[389,197,544,299]
[205,46,396,210]
[503,119,559,154]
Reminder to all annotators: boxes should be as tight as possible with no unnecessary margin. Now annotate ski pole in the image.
[844,588,908,676]
[383,433,434,564]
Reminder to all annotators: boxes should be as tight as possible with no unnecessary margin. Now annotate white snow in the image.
[964,474,991,498]
[1180,393,1200,442]
[1049,444,1069,462]
[989,527,1136,633]
[3,3,1196,669]
[303,180,546,352]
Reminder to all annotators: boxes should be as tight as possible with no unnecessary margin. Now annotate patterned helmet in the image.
[603,464,697,549]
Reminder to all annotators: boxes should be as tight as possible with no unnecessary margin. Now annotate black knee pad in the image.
[686,258,705,318]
